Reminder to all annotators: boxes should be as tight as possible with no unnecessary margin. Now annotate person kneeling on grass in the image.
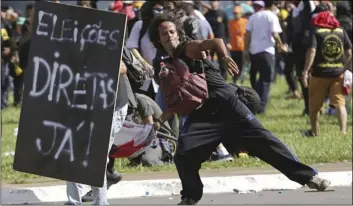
[149,12,331,205]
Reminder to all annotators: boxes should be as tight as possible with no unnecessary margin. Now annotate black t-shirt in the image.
[204,9,229,42]
[309,27,352,77]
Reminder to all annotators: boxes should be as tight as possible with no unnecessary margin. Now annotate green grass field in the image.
[1,77,352,184]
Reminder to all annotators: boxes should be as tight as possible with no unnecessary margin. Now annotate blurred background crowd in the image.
[2,0,352,140]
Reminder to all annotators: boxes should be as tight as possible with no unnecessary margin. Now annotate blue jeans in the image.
[250,52,275,113]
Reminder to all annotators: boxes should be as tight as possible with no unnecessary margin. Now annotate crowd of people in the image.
[2,0,352,205]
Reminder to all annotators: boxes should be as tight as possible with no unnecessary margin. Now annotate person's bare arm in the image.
[302,48,316,88]
[184,38,239,76]
[184,38,227,60]
[273,32,283,47]
[303,29,317,81]
[303,48,316,75]
[244,32,251,52]
[154,109,174,131]
[208,32,214,40]
[158,109,174,123]
[345,57,352,71]
[120,61,127,74]
[273,32,287,52]
[131,48,147,64]
[183,38,238,75]
[142,115,154,125]
[244,31,251,62]
[344,49,352,71]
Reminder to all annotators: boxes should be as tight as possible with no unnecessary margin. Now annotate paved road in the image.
[4,162,351,189]
[108,187,352,205]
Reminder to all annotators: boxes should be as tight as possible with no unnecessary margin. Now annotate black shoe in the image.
[82,190,93,202]
[177,197,198,205]
[106,170,122,183]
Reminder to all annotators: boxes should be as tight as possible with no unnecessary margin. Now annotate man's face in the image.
[158,21,180,51]
[211,1,220,10]
[164,1,175,11]
[233,5,242,18]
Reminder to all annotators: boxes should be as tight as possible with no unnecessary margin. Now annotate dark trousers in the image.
[10,63,24,106]
[283,52,298,92]
[13,74,24,106]
[174,96,317,202]
[273,53,284,82]
[230,51,243,84]
[293,47,309,114]
[1,61,9,109]
[249,52,275,113]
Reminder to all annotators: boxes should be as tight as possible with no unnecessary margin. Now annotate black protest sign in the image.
[13,1,127,187]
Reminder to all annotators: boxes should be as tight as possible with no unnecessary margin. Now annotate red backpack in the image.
[158,59,209,116]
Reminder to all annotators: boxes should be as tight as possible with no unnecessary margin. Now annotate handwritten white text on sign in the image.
[35,120,94,167]
[36,10,120,51]
[29,51,116,110]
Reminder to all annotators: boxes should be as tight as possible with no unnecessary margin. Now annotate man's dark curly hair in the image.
[148,11,189,53]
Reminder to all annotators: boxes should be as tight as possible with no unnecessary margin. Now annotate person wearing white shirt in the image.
[126,2,164,72]
[244,1,287,114]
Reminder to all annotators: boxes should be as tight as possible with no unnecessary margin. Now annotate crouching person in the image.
[66,61,130,205]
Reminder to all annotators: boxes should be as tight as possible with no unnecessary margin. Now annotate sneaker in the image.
[82,190,93,202]
[211,154,234,162]
[177,197,198,205]
[306,175,331,191]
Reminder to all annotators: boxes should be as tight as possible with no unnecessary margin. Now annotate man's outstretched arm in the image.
[183,39,239,76]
